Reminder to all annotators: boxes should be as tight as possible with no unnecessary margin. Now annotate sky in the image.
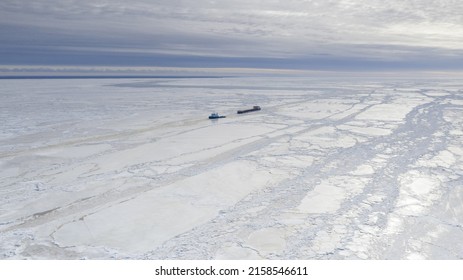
[1,0,463,73]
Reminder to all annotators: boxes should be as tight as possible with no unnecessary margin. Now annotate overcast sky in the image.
[1,0,463,71]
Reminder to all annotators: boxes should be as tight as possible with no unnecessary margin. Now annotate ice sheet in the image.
[1,77,463,259]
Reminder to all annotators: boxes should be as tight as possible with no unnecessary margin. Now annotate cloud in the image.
[1,0,463,70]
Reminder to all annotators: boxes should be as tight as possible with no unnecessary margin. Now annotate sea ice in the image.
[1,76,463,259]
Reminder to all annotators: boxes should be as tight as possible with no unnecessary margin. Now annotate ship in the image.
[237,106,261,114]
[209,112,226,119]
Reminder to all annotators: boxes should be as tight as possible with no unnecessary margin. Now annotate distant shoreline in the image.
[0,75,228,80]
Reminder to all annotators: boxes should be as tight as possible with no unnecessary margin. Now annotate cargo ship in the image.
[237,106,261,114]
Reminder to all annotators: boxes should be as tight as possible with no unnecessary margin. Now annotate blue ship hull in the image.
[209,115,226,119]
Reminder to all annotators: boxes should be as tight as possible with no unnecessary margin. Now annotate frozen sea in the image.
[1,76,463,259]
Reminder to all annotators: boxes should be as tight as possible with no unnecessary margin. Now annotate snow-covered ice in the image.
[1,76,463,259]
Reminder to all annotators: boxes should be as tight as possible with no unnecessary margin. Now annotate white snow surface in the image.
[1,76,463,259]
